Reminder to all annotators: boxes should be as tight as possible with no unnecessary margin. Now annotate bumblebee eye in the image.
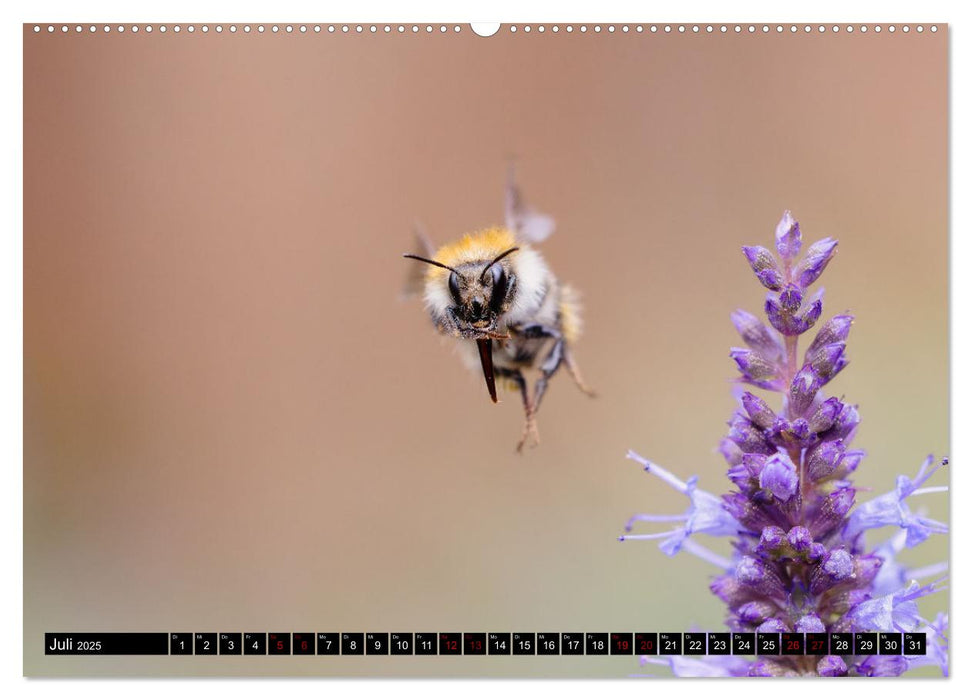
[489,264,508,312]
[448,271,462,304]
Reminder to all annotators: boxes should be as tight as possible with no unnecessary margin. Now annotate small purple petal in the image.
[808,542,827,562]
[774,210,802,260]
[831,402,860,441]
[816,656,848,676]
[856,655,908,677]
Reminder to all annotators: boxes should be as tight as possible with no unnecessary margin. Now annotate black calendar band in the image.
[44,631,927,657]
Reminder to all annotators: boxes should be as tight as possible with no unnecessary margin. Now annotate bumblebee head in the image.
[403,247,519,337]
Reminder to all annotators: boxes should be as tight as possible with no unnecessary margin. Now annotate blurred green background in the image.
[24,25,947,676]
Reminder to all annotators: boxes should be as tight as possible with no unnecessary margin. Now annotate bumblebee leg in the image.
[496,367,539,453]
[532,335,565,415]
[563,346,597,397]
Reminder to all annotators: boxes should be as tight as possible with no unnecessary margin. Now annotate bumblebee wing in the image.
[401,222,436,300]
[505,166,556,244]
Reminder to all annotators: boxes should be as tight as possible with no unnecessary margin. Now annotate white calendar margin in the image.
[1,1,965,700]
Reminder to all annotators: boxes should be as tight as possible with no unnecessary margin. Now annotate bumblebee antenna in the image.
[479,247,520,283]
[402,254,459,274]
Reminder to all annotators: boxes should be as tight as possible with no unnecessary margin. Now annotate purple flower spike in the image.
[621,212,947,676]
[774,210,802,260]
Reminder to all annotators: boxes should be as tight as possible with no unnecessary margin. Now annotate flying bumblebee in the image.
[403,170,594,452]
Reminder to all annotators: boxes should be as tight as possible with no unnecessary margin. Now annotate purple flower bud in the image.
[779,284,803,311]
[731,309,785,362]
[787,418,811,443]
[832,403,860,442]
[728,415,773,454]
[856,656,908,677]
[741,392,776,430]
[742,246,784,291]
[765,295,789,335]
[808,397,843,433]
[806,315,853,360]
[736,556,787,600]
[795,237,838,288]
[796,296,824,332]
[808,342,847,384]
[774,210,802,260]
[742,452,768,479]
[759,525,786,551]
[839,450,864,475]
[748,662,775,677]
[788,366,821,416]
[823,549,854,579]
[710,574,748,607]
[811,548,855,594]
[759,453,799,502]
[807,440,845,481]
[810,486,855,539]
[817,656,848,677]
[730,348,777,383]
[787,526,812,553]
[718,437,744,466]
[767,290,823,336]
[757,618,789,633]
[795,614,826,633]
[738,600,776,625]
[722,492,778,531]
[854,554,882,587]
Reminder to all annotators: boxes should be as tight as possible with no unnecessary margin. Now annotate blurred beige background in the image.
[24,25,947,677]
